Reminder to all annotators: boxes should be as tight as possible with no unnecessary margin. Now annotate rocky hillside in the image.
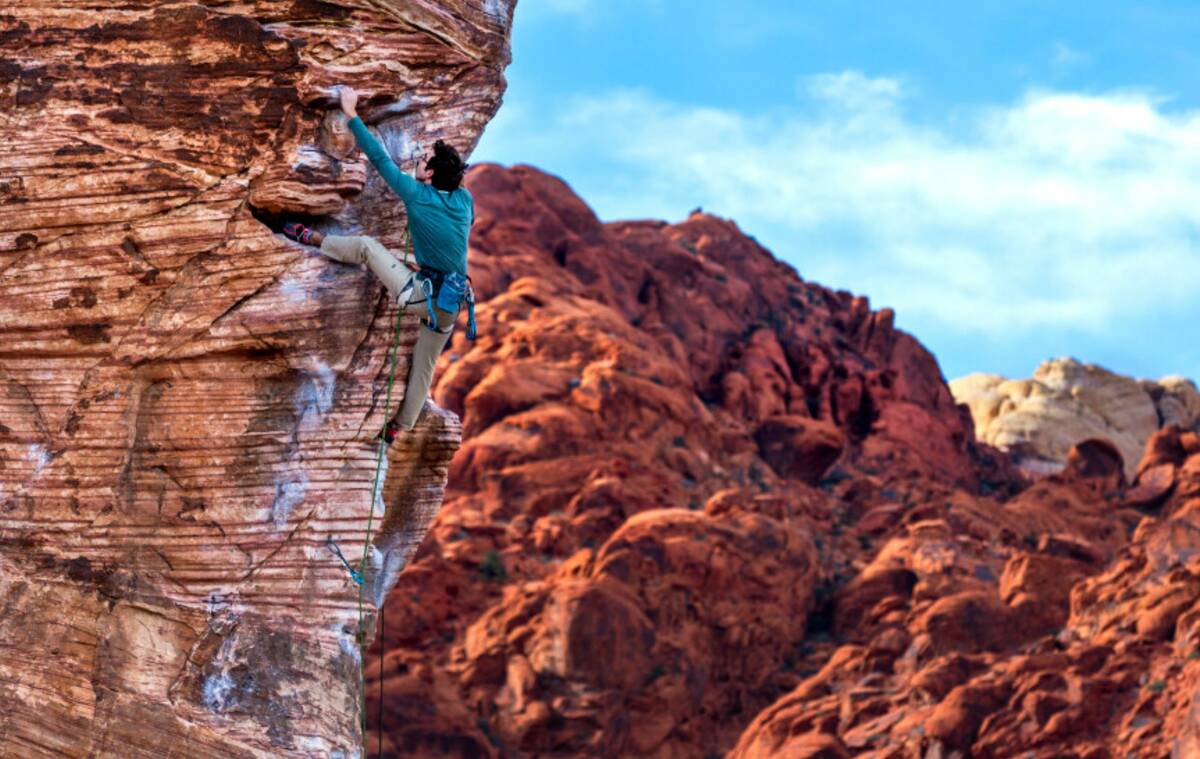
[366,165,1200,758]
[952,359,1200,480]
[0,3,512,757]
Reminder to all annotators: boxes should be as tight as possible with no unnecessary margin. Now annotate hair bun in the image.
[427,140,467,190]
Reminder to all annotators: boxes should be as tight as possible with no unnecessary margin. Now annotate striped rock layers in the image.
[0,2,512,756]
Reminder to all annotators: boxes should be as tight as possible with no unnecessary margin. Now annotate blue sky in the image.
[474,0,1200,382]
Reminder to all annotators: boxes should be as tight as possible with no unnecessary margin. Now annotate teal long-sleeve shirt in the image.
[348,116,472,276]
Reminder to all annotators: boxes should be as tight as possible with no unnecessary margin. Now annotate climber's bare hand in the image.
[338,85,359,118]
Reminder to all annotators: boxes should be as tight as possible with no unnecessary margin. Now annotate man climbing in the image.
[282,85,475,443]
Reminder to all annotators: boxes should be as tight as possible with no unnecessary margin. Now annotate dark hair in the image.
[427,140,467,192]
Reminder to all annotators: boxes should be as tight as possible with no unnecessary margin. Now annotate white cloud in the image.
[1052,42,1090,68]
[804,71,906,109]
[475,72,1200,349]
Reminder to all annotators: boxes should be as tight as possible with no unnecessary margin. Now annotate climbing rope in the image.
[326,227,417,756]
[352,284,407,759]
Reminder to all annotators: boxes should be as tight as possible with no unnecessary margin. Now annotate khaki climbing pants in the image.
[319,235,457,430]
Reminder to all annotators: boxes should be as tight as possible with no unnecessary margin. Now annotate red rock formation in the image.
[369,163,1200,758]
[1,3,512,757]
[363,165,1018,756]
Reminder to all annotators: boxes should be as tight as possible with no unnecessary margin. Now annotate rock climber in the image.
[282,85,475,443]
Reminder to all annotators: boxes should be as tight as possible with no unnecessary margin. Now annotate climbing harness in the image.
[413,265,478,339]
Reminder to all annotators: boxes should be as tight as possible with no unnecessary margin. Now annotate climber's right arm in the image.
[347,117,420,204]
[338,85,419,204]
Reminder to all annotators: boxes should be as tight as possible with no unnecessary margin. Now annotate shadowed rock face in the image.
[0,3,512,757]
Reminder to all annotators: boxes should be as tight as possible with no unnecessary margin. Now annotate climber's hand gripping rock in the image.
[338,84,358,119]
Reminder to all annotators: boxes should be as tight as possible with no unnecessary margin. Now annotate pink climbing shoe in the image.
[380,421,401,446]
[282,221,318,246]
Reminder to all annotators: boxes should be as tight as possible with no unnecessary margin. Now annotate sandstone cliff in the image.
[952,358,1200,479]
[0,3,512,757]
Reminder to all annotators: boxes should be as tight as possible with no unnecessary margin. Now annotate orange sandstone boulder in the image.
[754,415,846,484]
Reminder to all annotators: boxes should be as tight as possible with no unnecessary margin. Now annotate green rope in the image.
[355,265,410,758]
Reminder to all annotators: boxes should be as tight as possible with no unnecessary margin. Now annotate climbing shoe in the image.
[282,221,318,246]
[379,421,401,446]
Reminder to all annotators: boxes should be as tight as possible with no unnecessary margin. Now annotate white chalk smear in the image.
[26,445,47,476]
[271,473,308,529]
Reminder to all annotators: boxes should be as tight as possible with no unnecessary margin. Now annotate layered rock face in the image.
[952,358,1200,479]
[0,3,512,757]
[369,165,1200,758]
